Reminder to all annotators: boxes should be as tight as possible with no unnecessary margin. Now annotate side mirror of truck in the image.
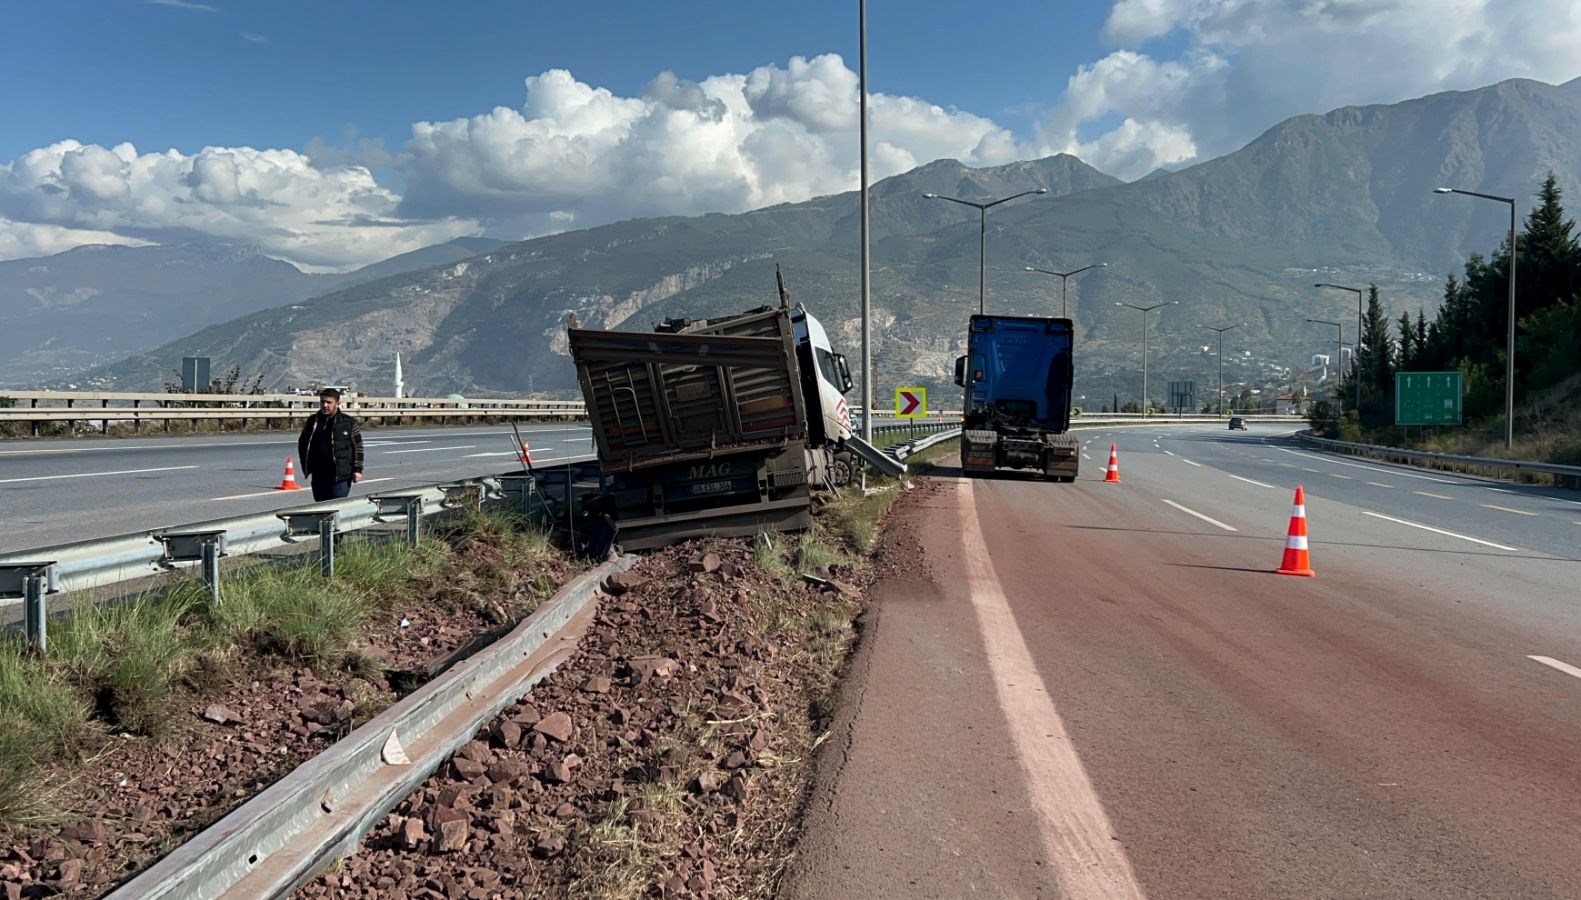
[953,356,966,387]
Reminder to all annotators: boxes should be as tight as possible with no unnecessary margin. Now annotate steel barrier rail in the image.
[1,390,586,407]
[0,407,588,423]
[0,455,599,634]
[1297,433,1581,486]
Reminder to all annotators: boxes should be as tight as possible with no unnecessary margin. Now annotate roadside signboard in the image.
[1395,371,1462,425]
[895,387,927,419]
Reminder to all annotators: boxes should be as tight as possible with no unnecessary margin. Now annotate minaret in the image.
[394,352,404,399]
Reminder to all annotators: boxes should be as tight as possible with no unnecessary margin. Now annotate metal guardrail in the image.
[0,455,599,645]
[1297,433,1581,486]
[106,554,638,900]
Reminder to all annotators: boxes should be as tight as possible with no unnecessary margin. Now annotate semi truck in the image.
[565,271,865,549]
[953,314,1079,480]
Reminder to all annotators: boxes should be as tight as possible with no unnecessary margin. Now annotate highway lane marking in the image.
[1180,458,1203,467]
[1482,504,1538,517]
[1330,473,1354,480]
[1161,499,1238,531]
[1366,481,1393,488]
[1081,452,1092,460]
[382,445,478,455]
[1275,447,1457,483]
[1280,462,1296,468]
[1487,487,1518,495]
[1414,491,1452,499]
[1528,656,1581,681]
[1360,511,1521,552]
[0,465,198,484]
[206,477,397,502]
[1302,467,1322,473]
[956,482,1147,898]
[1163,449,1176,456]
[1226,474,1275,489]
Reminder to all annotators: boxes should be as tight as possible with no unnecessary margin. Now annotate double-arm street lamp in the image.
[1434,186,1518,449]
[1314,283,1364,413]
[1306,318,1346,411]
[1023,263,1107,317]
[1116,300,1178,411]
[923,188,1048,315]
[1201,323,1241,416]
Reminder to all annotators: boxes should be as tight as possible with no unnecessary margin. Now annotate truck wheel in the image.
[829,451,857,487]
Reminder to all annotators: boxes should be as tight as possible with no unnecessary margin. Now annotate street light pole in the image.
[858,0,872,443]
[1315,283,1364,414]
[923,188,1048,315]
[1306,318,1345,411]
[1202,323,1241,415]
[1116,300,1177,411]
[1434,186,1518,450]
[1023,263,1108,317]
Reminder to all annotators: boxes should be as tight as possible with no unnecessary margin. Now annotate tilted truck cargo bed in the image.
[568,308,809,473]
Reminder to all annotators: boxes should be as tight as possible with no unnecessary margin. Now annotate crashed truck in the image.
[565,271,896,550]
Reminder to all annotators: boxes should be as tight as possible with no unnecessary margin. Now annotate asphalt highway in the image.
[787,422,1581,899]
[0,422,596,552]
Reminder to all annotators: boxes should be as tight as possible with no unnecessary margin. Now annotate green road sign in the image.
[1395,371,1462,425]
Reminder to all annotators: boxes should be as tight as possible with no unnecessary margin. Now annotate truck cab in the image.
[953,314,1079,480]
[790,306,855,447]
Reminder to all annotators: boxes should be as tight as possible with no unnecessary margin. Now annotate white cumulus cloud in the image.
[397,54,1024,234]
[0,140,477,271]
[1044,0,1581,179]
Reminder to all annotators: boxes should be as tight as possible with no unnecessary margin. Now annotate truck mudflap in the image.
[960,430,999,473]
[1043,433,1080,481]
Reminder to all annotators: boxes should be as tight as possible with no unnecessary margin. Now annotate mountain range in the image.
[29,76,1581,404]
[0,237,505,387]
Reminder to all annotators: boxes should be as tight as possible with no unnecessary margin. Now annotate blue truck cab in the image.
[953,314,1079,480]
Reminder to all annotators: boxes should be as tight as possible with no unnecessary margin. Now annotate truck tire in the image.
[829,450,857,487]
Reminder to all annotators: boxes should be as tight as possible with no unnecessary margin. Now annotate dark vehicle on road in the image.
[953,314,1079,480]
[1229,416,1247,430]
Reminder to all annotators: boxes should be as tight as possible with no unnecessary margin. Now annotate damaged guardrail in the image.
[104,553,638,900]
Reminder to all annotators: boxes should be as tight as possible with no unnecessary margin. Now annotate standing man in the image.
[297,388,364,502]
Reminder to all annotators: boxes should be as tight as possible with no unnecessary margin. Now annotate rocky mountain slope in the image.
[84,77,1581,405]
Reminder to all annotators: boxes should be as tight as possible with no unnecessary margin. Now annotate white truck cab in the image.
[790,306,855,446]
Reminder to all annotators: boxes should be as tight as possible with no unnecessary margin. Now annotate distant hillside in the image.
[86,77,1581,408]
[0,238,503,388]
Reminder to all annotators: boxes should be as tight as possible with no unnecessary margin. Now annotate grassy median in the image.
[0,510,564,828]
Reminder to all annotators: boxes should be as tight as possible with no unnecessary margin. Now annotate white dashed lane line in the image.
[1482,504,1539,517]
[1161,499,1238,532]
[1360,511,1522,552]
[1226,474,1275,489]
[1529,656,1581,681]
[0,465,198,484]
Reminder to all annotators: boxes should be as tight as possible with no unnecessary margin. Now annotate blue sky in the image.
[0,0,1129,161]
[1,0,1576,269]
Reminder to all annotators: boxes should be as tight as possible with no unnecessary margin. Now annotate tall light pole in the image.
[1434,186,1517,450]
[1116,300,1177,412]
[1306,318,1345,412]
[1315,283,1364,414]
[923,188,1048,315]
[1023,263,1107,317]
[1201,323,1240,416]
[857,0,872,442]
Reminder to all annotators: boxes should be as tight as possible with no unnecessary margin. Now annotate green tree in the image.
[1396,310,1416,370]
[1352,283,1395,426]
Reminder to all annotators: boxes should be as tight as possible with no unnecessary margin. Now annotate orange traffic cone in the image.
[276,457,302,491]
[518,438,533,464]
[1275,485,1315,577]
[1103,443,1121,483]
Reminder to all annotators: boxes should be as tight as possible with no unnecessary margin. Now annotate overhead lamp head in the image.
[1433,187,1454,194]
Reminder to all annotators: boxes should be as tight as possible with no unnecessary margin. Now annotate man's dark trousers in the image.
[311,475,352,502]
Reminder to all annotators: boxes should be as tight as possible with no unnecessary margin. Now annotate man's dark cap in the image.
[318,388,342,400]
